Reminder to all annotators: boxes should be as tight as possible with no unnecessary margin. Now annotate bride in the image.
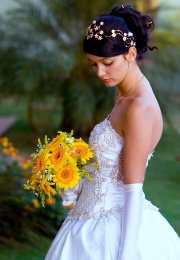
[46,4,180,260]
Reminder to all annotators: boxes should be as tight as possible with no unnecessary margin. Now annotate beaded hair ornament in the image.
[86,20,136,48]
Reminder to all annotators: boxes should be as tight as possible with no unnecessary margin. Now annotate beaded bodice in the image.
[66,117,157,221]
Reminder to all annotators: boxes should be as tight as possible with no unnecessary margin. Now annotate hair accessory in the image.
[86,20,136,48]
[146,21,152,28]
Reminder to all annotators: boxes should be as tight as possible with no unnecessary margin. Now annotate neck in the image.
[117,64,142,96]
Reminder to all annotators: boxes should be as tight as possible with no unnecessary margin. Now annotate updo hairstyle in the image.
[83,5,157,60]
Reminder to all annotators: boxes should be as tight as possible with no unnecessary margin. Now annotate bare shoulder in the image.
[122,97,158,183]
[123,97,154,132]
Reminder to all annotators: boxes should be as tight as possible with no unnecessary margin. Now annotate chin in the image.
[104,82,116,88]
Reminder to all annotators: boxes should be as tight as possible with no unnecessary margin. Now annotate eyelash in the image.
[91,62,113,67]
[105,62,113,66]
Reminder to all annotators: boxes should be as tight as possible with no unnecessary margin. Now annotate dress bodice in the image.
[66,117,157,221]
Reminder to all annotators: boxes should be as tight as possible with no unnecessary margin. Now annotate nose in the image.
[95,65,106,78]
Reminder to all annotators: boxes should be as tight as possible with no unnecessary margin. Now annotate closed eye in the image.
[91,62,113,67]
[104,62,113,66]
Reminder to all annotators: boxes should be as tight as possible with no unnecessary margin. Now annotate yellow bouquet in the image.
[24,131,95,207]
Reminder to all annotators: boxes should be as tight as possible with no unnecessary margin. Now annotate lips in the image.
[101,79,110,83]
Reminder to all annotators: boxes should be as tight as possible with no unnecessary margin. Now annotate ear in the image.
[124,47,137,62]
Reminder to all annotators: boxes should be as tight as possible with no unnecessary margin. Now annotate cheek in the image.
[108,65,119,74]
[113,61,127,76]
[109,66,121,77]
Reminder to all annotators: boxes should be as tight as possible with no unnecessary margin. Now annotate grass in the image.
[144,128,180,235]
[0,101,180,258]
[0,237,52,260]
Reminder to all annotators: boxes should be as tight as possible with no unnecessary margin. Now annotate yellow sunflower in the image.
[70,140,93,164]
[49,146,67,170]
[47,134,64,150]
[54,165,80,190]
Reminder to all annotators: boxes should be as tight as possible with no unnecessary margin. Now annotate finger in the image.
[61,193,77,201]
[62,200,74,206]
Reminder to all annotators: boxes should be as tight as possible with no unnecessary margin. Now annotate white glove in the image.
[118,183,143,260]
[61,182,83,207]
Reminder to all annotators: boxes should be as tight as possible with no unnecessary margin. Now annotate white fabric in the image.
[46,117,180,260]
[118,183,143,260]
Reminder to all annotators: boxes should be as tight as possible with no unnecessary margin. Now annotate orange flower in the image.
[2,148,10,154]
[32,198,40,209]
[46,197,56,205]
[36,152,46,171]
[2,146,18,157]
[0,137,9,147]
[54,165,80,190]
[40,182,56,197]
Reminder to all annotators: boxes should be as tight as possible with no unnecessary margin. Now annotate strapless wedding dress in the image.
[46,117,180,260]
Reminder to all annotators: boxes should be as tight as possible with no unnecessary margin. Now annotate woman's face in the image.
[87,53,128,88]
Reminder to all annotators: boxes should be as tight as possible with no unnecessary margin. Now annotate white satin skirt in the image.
[45,207,180,260]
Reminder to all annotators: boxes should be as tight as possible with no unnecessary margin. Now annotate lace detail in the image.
[146,151,154,167]
[109,149,124,190]
[94,170,106,203]
[67,118,124,220]
[64,199,158,222]
[65,203,123,221]
[106,117,124,143]
[89,118,123,159]
[69,170,106,218]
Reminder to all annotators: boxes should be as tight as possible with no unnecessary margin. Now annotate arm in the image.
[118,99,153,259]
[118,183,143,260]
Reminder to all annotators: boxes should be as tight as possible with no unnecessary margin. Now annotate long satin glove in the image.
[118,183,143,260]
[61,182,83,207]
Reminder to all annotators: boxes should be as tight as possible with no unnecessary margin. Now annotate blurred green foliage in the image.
[0,137,66,245]
[0,0,179,135]
[143,5,180,128]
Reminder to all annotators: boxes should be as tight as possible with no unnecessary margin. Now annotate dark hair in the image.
[83,5,157,60]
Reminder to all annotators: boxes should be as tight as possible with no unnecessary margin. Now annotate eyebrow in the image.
[87,57,109,62]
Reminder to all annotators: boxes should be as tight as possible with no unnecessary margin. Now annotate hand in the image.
[61,188,78,207]
[61,182,83,207]
[83,164,96,174]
